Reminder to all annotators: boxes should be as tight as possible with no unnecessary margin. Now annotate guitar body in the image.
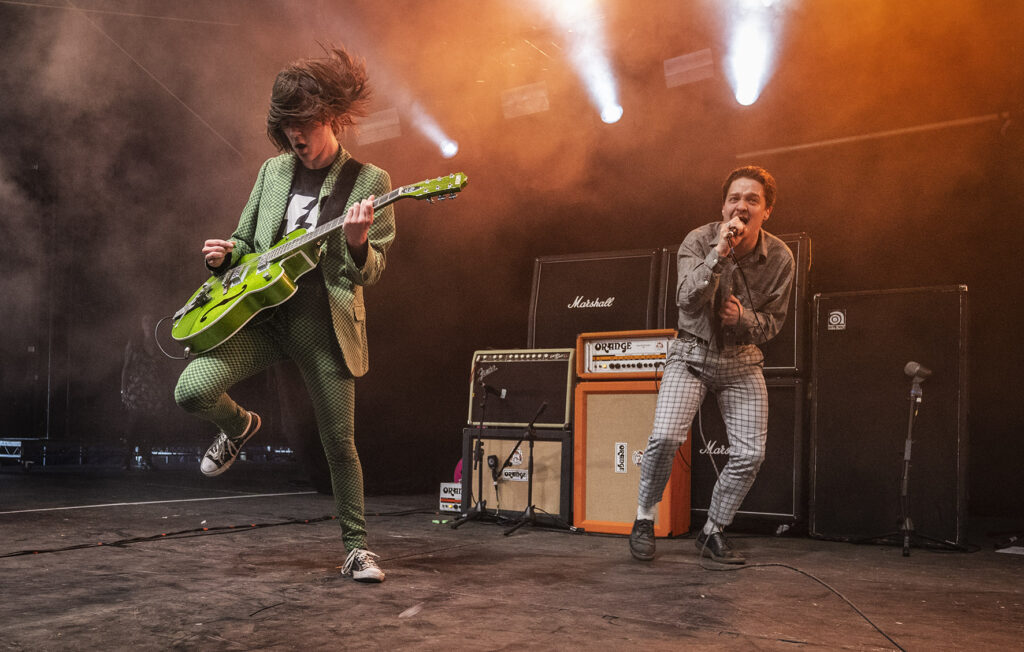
[170,230,321,354]
[170,172,468,356]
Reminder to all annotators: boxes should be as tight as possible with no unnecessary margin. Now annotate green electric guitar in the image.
[170,172,468,356]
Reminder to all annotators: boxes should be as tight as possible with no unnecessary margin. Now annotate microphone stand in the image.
[855,372,965,554]
[898,378,923,557]
[502,402,572,536]
[450,380,496,529]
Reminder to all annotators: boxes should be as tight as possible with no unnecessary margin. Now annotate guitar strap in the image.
[319,156,365,222]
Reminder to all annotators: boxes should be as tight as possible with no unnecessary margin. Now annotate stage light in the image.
[729,20,770,106]
[534,0,621,125]
[600,104,623,124]
[440,140,459,159]
[723,0,785,107]
[407,100,459,159]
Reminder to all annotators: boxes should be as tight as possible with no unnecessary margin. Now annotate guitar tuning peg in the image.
[448,193,457,200]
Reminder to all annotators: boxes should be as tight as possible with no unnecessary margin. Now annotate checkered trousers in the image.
[637,335,768,527]
[174,274,367,551]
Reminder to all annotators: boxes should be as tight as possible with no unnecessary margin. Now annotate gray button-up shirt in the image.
[674,222,795,351]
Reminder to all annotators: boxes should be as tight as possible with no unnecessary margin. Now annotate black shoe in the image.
[201,411,261,477]
[695,531,746,564]
[629,519,656,561]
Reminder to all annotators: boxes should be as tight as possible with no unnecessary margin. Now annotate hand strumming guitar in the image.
[202,239,235,268]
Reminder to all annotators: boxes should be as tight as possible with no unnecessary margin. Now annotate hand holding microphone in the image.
[716,217,746,257]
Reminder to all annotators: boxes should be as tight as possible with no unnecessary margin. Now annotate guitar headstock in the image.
[396,173,468,203]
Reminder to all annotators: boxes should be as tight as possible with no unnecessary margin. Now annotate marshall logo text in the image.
[699,440,731,456]
[567,296,615,309]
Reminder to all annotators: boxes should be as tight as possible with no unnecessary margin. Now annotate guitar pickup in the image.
[222,268,242,292]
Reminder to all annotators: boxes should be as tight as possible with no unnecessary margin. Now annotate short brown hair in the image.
[266,45,371,152]
[722,166,777,210]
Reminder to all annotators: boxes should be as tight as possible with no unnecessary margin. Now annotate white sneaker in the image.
[342,548,385,583]
[200,411,261,477]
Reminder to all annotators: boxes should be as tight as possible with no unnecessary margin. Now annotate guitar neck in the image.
[266,188,403,262]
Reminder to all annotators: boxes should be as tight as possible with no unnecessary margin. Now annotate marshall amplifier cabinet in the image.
[468,349,575,429]
[689,377,806,525]
[575,329,676,380]
[809,286,969,546]
[659,232,811,376]
[528,249,662,349]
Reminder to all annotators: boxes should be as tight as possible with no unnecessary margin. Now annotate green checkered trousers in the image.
[174,271,368,551]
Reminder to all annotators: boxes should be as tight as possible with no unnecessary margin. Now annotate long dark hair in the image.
[266,45,371,152]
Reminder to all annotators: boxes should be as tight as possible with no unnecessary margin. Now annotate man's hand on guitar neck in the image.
[343,196,374,267]
[203,239,235,269]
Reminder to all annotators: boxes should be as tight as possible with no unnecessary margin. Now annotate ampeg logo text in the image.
[827,309,847,331]
[567,296,615,309]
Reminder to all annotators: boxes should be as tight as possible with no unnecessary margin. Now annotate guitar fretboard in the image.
[260,187,404,264]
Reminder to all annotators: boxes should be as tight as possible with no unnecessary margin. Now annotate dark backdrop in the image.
[0,0,1020,517]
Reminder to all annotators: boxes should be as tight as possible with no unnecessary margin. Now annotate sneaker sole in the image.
[201,412,261,477]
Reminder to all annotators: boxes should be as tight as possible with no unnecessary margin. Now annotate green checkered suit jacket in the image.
[222,149,395,377]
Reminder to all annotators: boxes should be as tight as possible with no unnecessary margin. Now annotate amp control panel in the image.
[575,329,676,380]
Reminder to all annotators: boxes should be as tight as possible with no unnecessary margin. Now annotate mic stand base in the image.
[500,402,574,536]
[452,399,499,530]
[852,530,967,553]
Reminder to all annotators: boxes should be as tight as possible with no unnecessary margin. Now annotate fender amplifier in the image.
[468,349,575,429]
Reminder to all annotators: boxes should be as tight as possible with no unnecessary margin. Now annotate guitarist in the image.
[174,45,393,583]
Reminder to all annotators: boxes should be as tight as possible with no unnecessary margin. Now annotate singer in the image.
[630,166,795,565]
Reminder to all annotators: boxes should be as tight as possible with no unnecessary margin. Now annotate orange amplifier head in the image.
[575,329,677,380]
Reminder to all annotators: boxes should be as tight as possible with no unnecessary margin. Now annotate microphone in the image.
[904,361,932,381]
[481,383,507,399]
[726,226,738,239]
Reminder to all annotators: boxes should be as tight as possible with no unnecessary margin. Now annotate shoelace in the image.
[341,548,379,574]
[206,433,228,459]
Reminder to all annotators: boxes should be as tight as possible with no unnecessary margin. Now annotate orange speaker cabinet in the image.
[573,381,691,537]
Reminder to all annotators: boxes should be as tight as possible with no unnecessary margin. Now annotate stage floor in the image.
[1,462,1020,650]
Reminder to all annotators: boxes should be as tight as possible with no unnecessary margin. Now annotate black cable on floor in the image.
[0,507,439,558]
[696,543,907,652]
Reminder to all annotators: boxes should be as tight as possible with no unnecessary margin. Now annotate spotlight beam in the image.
[535,0,622,124]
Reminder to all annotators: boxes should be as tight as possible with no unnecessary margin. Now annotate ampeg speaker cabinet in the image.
[573,381,690,536]
[528,249,661,349]
[659,232,811,375]
[689,377,806,524]
[460,427,572,523]
[809,285,969,546]
[468,349,575,429]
